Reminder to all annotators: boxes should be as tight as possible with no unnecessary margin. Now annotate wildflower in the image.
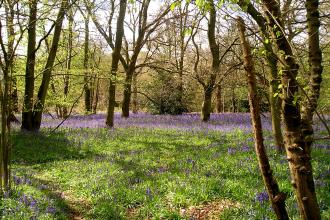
[255,191,269,204]
[146,187,152,199]
[241,145,250,152]
[13,175,22,185]
[227,147,236,154]
[46,206,56,215]
[29,199,38,210]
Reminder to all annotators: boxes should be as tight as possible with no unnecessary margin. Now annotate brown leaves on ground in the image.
[180,200,239,219]
[126,199,238,219]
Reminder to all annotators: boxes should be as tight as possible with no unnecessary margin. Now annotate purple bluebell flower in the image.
[227,147,236,154]
[146,187,152,199]
[241,145,250,152]
[46,206,56,215]
[13,175,22,185]
[29,199,38,210]
[255,191,269,204]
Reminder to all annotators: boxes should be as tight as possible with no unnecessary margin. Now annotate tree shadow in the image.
[11,130,95,165]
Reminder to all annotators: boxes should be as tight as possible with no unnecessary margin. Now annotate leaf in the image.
[170,1,180,11]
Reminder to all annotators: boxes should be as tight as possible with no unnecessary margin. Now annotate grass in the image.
[1,125,329,219]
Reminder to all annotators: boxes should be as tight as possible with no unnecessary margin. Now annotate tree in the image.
[237,0,284,151]
[237,16,289,220]
[0,0,26,191]
[259,0,322,218]
[106,0,127,127]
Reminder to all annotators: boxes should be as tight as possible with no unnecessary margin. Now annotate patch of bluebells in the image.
[17,112,277,132]
[255,191,269,204]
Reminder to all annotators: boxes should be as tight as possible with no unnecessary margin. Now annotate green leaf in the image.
[170,1,180,11]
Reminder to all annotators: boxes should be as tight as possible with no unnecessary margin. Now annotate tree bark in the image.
[21,0,37,131]
[262,1,321,218]
[201,88,212,122]
[106,0,127,126]
[0,67,11,191]
[237,0,284,151]
[92,77,99,114]
[301,0,323,153]
[201,0,219,121]
[32,0,68,130]
[216,84,222,113]
[83,12,92,114]
[63,7,74,118]
[132,72,138,114]
[237,17,289,220]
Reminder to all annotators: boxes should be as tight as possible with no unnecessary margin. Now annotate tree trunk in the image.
[231,88,236,112]
[132,72,138,114]
[237,0,284,151]
[63,7,74,118]
[92,77,99,114]
[84,13,92,114]
[262,1,321,218]
[301,0,324,153]
[201,1,219,121]
[21,0,37,131]
[0,67,11,191]
[201,88,212,122]
[216,84,222,113]
[237,17,289,220]
[121,71,133,118]
[106,0,127,127]
[32,0,68,130]
[269,79,284,151]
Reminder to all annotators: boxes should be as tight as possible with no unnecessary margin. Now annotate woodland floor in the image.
[1,113,329,219]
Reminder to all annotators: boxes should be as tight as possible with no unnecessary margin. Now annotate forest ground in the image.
[1,113,329,219]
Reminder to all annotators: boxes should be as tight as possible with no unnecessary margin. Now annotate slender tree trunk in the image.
[63,7,74,118]
[301,0,323,153]
[237,17,289,220]
[237,0,284,151]
[21,0,37,131]
[269,80,284,150]
[84,13,92,114]
[132,72,138,114]
[201,88,212,122]
[106,0,127,126]
[262,1,321,218]
[32,0,68,130]
[231,88,236,112]
[216,84,222,113]
[0,66,11,191]
[92,77,99,114]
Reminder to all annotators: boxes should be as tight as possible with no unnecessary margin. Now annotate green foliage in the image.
[143,70,189,115]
